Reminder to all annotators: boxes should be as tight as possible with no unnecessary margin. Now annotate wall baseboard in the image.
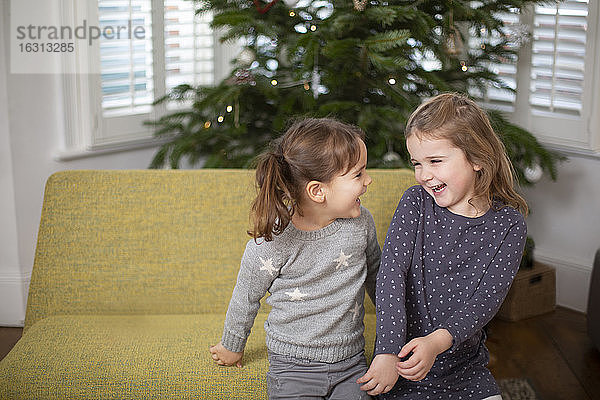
[0,270,30,327]
[535,249,592,313]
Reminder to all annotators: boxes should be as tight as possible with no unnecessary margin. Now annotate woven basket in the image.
[497,262,556,321]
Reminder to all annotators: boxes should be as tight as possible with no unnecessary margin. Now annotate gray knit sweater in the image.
[221,206,381,363]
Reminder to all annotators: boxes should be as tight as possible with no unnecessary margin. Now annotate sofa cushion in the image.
[0,313,377,399]
[25,170,258,332]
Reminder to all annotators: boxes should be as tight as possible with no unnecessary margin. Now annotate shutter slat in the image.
[164,1,214,91]
[100,0,214,115]
[99,0,153,113]
[529,0,589,115]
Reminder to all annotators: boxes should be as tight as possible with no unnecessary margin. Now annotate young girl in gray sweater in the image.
[210,118,381,399]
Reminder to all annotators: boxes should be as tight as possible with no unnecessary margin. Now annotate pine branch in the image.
[364,30,410,52]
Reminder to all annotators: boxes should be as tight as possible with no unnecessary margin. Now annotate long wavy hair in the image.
[249,117,366,241]
[405,93,528,215]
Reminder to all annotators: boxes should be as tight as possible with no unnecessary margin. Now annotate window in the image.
[99,0,214,115]
[59,0,235,160]
[489,0,599,154]
[529,1,588,116]
[420,1,598,154]
[94,0,214,150]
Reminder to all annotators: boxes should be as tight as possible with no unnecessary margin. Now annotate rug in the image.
[497,378,539,400]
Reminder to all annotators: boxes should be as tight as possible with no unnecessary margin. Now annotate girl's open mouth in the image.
[431,183,446,193]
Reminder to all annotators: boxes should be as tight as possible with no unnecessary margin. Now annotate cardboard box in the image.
[497,262,556,321]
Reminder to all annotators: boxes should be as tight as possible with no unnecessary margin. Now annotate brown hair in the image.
[249,117,366,241]
[405,93,528,215]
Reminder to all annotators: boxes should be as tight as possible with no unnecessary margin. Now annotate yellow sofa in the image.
[0,169,416,399]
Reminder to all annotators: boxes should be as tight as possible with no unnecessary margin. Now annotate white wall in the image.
[1,1,599,326]
[0,2,158,326]
[0,1,24,326]
[522,155,600,312]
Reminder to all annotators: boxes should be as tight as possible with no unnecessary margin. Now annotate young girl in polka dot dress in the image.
[357,93,528,399]
[210,118,380,399]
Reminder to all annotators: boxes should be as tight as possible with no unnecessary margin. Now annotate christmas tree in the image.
[148,0,564,185]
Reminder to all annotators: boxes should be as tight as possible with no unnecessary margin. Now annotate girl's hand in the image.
[356,353,400,396]
[396,329,453,381]
[209,341,244,367]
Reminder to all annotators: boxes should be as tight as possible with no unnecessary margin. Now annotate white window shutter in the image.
[164,1,214,91]
[529,0,588,116]
[478,0,600,154]
[99,0,155,116]
[95,0,214,148]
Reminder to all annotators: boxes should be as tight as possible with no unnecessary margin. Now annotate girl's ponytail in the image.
[248,147,295,242]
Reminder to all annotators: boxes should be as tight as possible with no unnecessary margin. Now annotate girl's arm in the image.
[374,188,421,356]
[213,240,279,362]
[363,207,381,304]
[437,217,527,352]
[358,188,421,395]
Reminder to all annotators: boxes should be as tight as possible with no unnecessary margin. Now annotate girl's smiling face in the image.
[322,140,371,220]
[407,134,486,217]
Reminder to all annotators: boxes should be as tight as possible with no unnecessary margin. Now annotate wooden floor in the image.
[1,307,599,399]
[487,307,600,400]
[0,326,22,362]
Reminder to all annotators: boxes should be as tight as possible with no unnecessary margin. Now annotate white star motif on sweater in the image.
[259,257,278,276]
[350,301,361,321]
[334,250,352,269]
[285,288,308,301]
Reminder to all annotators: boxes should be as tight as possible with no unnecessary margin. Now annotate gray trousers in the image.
[266,351,372,400]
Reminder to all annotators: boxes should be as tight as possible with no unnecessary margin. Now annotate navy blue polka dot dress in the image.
[375,186,527,399]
